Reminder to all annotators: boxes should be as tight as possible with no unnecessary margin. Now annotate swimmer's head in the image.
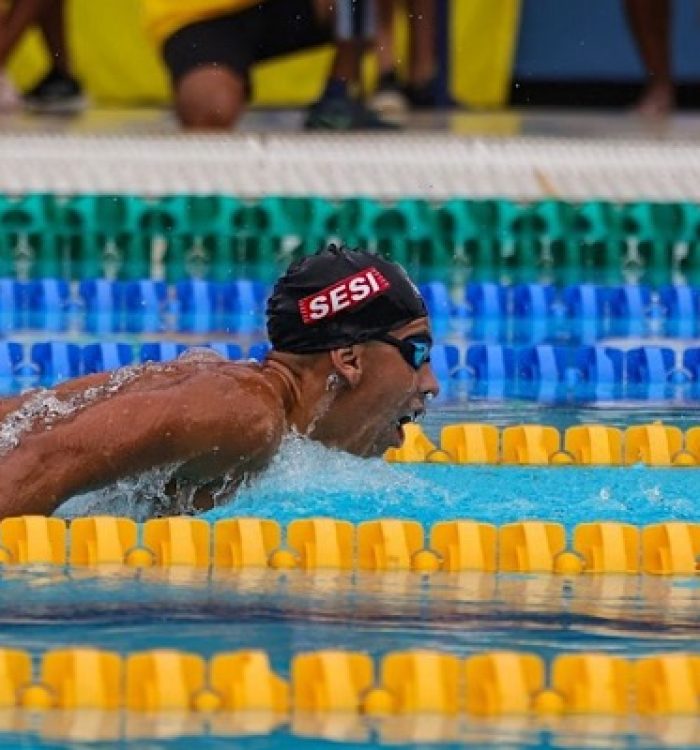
[266,245,439,457]
[267,244,428,353]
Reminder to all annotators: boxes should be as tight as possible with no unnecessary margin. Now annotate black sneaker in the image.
[23,69,87,114]
[304,95,399,131]
[404,76,440,109]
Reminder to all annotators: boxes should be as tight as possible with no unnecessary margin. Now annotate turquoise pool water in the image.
[3,435,694,749]
[41,387,699,525]
[0,561,696,748]
[1,269,699,748]
[205,436,700,528]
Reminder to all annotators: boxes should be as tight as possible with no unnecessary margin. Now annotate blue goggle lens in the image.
[408,339,431,368]
[378,334,432,370]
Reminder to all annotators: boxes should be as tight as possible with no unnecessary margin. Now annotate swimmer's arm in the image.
[0,371,284,517]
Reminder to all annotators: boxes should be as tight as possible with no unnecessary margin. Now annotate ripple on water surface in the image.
[57,434,700,527]
[201,435,700,529]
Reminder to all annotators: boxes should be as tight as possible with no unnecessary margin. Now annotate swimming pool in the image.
[0,403,697,748]
[0,129,699,747]
[0,562,696,747]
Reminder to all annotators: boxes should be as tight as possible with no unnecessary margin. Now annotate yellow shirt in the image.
[142,0,262,45]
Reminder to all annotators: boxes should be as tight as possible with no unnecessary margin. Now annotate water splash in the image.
[200,432,700,529]
[46,424,700,528]
[0,349,231,459]
[203,433,459,524]
[0,364,144,456]
[177,347,225,364]
[0,390,77,454]
[304,379,340,439]
[56,462,183,522]
[2,348,231,459]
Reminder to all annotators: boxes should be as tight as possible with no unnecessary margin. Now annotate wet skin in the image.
[0,318,438,518]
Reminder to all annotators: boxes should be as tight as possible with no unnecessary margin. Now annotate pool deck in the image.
[1,107,700,199]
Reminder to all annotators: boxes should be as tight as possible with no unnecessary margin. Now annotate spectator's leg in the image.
[174,66,245,129]
[332,0,368,90]
[306,0,363,119]
[0,0,54,111]
[405,0,437,107]
[0,0,49,66]
[624,0,674,114]
[371,0,408,117]
[19,0,85,113]
[162,12,256,130]
[408,0,436,87]
[306,0,396,128]
[331,40,363,90]
[375,0,396,77]
[36,0,69,74]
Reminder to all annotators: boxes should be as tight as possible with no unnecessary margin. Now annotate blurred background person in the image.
[0,0,85,113]
[305,0,396,129]
[371,0,437,119]
[624,0,674,114]
[144,0,332,129]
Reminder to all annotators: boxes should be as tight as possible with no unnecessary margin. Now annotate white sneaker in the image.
[370,71,408,124]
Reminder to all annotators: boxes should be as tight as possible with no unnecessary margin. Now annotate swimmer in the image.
[0,245,439,518]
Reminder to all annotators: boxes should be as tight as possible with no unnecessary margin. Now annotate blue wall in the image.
[514,0,700,80]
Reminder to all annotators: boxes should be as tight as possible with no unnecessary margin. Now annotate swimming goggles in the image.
[377,333,433,370]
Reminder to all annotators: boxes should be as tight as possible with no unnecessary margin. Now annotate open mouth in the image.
[393,410,424,445]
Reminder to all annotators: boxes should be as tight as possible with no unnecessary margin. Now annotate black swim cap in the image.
[267,244,427,354]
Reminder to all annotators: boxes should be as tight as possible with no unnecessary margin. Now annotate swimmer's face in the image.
[317,317,440,457]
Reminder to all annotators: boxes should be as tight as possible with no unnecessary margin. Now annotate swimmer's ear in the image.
[329,346,362,388]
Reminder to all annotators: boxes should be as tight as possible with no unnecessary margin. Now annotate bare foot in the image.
[0,72,19,112]
[635,81,675,116]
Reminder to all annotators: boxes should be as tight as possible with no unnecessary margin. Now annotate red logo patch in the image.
[298,267,390,324]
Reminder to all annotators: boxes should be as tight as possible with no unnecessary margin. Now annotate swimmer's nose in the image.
[419,362,440,400]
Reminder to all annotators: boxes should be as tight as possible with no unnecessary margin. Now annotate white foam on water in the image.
[203,433,459,523]
[51,438,700,528]
[0,390,76,455]
[56,462,184,521]
[52,430,458,523]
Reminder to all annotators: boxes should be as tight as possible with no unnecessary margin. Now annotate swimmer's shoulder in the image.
[185,353,286,423]
[181,357,286,460]
[196,353,279,395]
[69,349,287,433]
[112,348,279,405]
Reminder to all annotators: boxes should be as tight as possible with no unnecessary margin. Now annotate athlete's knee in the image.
[174,66,245,129]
